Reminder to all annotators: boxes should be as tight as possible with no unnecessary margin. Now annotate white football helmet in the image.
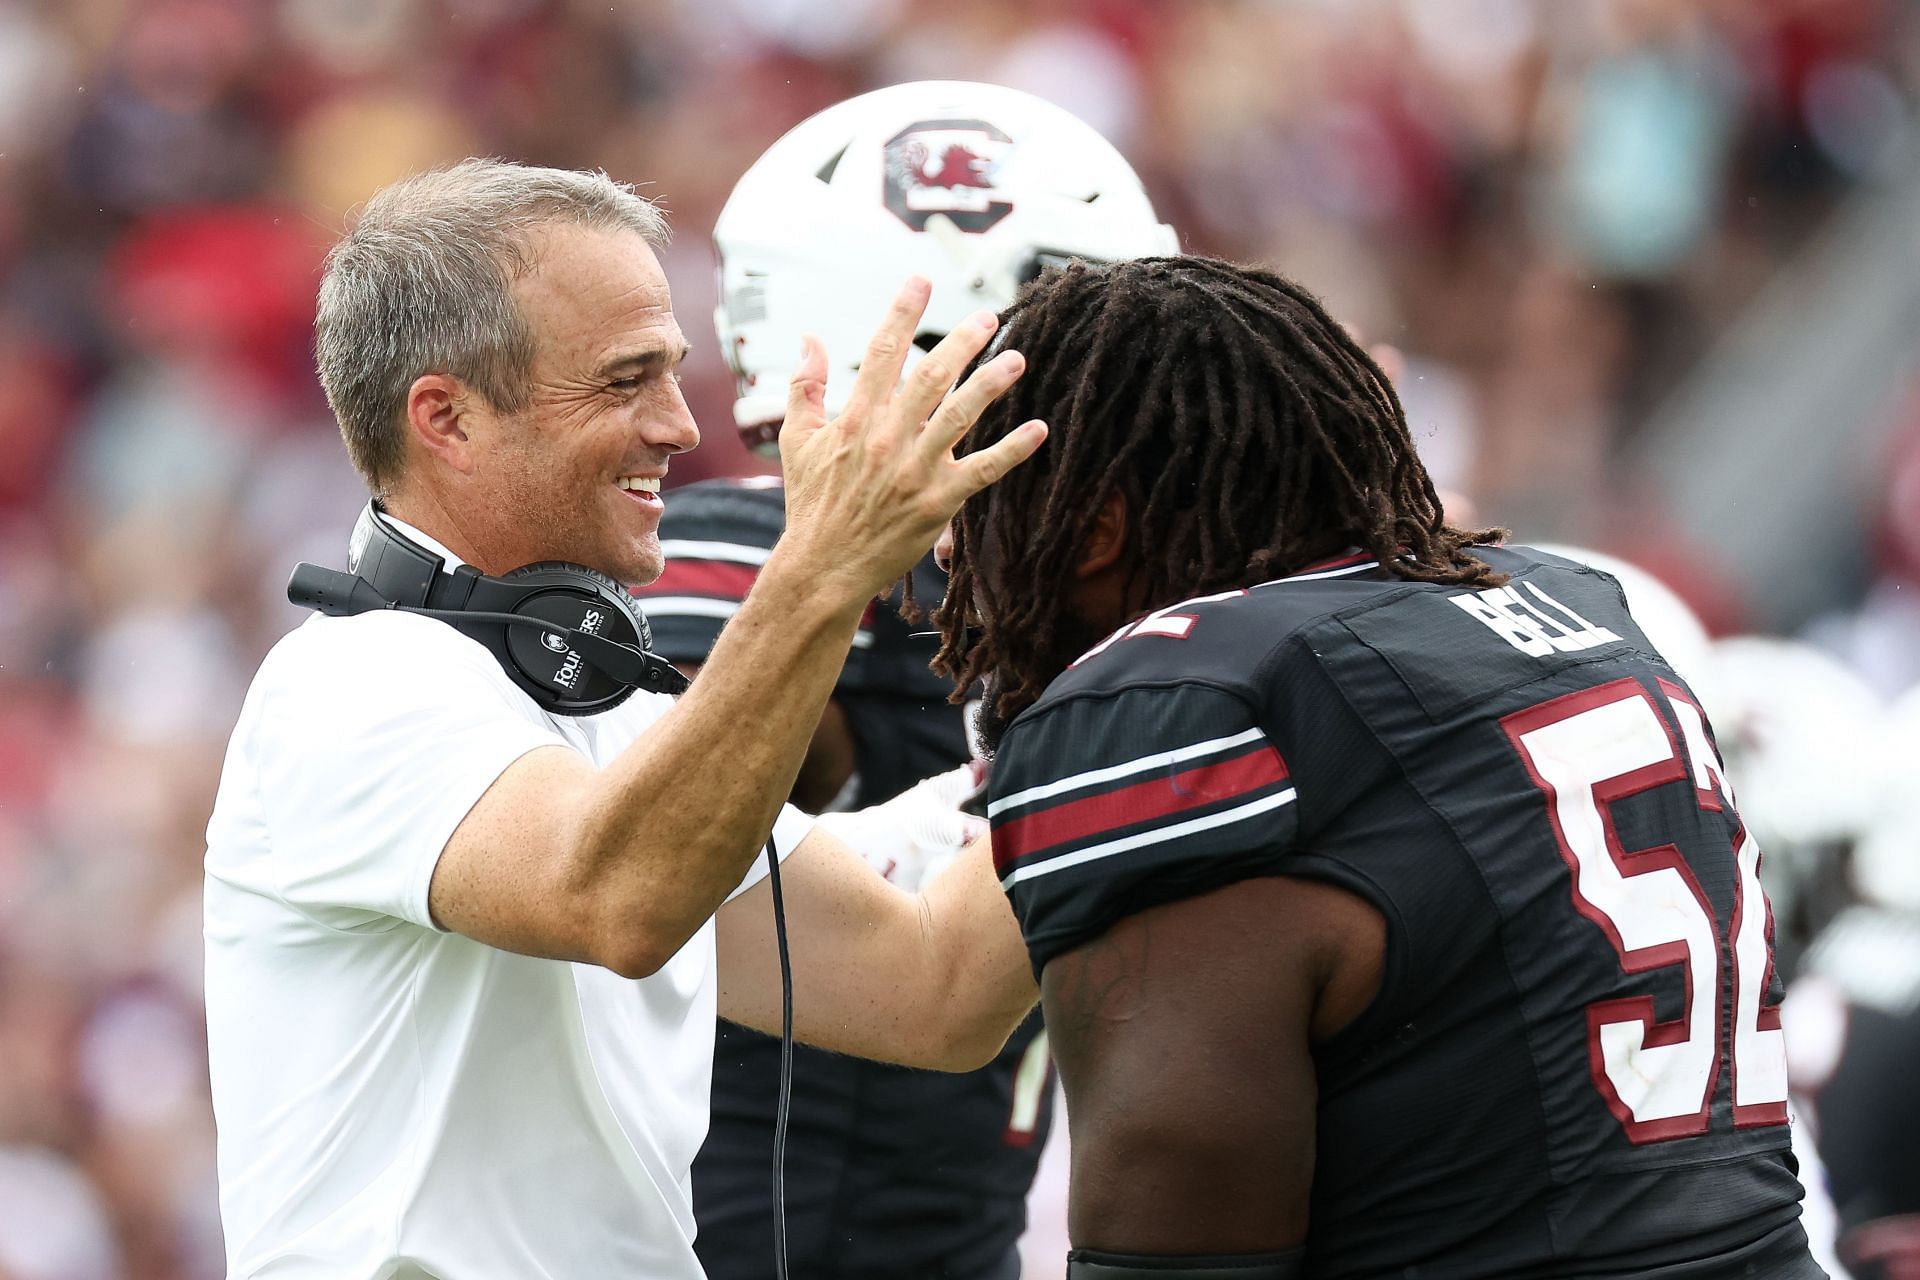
[1853,681,1920,912]
[1704,635,1887,949]
[713,79,1179,452]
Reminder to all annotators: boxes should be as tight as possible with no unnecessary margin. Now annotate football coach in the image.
[202,159,1046,1279]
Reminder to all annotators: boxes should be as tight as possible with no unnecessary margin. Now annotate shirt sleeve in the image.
[723,803,815,903]
[988,682,1300,973]
[251,612,570,931]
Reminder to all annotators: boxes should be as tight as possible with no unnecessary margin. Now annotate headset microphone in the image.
[286,562,400,618]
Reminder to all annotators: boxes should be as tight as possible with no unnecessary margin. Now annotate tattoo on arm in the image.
[1046,915,1152,1045]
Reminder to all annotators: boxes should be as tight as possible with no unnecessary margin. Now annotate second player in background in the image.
[634,81,1176,1280]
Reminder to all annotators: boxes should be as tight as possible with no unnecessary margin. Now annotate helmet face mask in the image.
[713,80,1179,454]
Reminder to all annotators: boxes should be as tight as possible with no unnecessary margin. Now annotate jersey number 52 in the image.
[1503,678,1790,1144]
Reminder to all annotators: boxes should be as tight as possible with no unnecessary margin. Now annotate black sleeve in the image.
[988,681,1301,974]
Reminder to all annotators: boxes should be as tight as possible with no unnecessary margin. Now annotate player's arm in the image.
[1043,874,1381,1256]
[714,825,1037,1071]
[986,673,1380,1261]
[429,283,1047,978]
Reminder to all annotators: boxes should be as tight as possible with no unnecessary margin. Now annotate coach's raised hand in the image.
[774,276,1047,602]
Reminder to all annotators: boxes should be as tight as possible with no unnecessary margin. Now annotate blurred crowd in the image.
[0,0,1915,1276]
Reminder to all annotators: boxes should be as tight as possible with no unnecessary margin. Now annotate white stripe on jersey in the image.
[659,539,772,566]
[639,596,873,649]
[987,726,1268,819]
[1258,559,1381,585]
[999,787,1298,889]
[640,596,742,620]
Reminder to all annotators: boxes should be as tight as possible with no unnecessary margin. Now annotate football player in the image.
[934,255,1827,1279]
[632,81,1176,1280]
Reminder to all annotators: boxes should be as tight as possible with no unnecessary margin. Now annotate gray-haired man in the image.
[203,159,1045,1278]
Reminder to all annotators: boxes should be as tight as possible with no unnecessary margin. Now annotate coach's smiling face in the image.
[401,221,700,587]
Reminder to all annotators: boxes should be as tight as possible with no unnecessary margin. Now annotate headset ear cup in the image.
[494,561,690,707]
[500,561,651,650]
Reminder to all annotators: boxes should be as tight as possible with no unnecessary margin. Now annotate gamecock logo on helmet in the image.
[882,118,1014,233]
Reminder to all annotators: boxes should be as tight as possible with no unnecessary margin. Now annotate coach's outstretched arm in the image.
[715,828,1038,1072]
[428,279,1045,978]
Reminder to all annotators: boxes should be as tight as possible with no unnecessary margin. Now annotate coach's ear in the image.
[406,372,481,476]
[1074,490,1129,580]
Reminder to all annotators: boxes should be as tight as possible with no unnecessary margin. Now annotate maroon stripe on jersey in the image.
[638,559,761,602]
[992,745,1289,871]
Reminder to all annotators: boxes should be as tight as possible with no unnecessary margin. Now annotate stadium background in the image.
[0,0,1914,1275]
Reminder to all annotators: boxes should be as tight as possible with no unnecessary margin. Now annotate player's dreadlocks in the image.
[933,255,1508,733]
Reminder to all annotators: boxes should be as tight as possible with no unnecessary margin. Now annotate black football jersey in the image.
[635,478,1051,1280]
[989,546,1825,1279]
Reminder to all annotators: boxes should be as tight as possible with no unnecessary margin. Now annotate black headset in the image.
[287,503,690,712]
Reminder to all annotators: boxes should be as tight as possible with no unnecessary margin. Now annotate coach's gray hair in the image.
[315,158,669,496]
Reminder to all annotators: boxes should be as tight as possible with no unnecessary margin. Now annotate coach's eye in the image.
[609,377,641,393]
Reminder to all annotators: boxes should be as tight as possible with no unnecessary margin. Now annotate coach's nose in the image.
[662,382,701,455]
[934,522,955,574]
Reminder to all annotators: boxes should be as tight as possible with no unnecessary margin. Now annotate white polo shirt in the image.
[204,523,810,1279]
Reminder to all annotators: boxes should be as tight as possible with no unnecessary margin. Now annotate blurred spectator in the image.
[0,1145,123,1280]
[0,0,1911,1273]
[1813,394,1920,698]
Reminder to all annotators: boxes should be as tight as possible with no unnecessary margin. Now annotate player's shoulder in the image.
[1483,542,1631,593]
[1022,553,1421,716]
[1432,543,1641,646]
[656,475,787,551]
[1009,544,1625,729]
[993,558,1399,787]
